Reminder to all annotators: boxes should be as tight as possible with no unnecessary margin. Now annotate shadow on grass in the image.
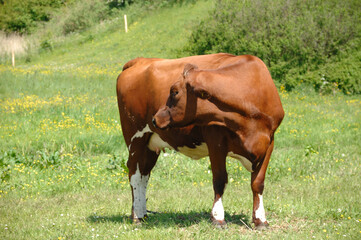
[87,211,251,228]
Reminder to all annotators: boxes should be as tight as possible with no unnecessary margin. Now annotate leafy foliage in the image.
[107,0,195,9]
[185,0,361,93]
[0,0,196,34]
[0,0,68,33]
[59,0,110,35]
[304,49,361,94]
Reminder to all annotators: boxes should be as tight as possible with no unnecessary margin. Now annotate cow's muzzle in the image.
[153,107,171,129]
[152,118,158,128]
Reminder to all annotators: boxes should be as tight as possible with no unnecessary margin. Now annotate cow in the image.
[116,53,284,230]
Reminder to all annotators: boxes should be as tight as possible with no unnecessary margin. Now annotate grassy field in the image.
[1,1,360,239]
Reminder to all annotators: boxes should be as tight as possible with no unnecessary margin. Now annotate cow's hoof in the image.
[254,222,269,231]
[212,219,227,229]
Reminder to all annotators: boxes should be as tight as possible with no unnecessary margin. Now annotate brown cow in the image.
[116,53,284,229]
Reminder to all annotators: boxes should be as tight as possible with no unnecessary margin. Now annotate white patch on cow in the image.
[130,164,149,219]
[255,194,267,223]
[130,124,152,142]
[178,142,208,160]
[212,197,225,221]
[228,152,253,172]
[148,133,173,153]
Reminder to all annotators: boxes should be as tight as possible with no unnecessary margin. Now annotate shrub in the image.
[60,0,110,35]
[0,0,196,34]
[0,0,67,33]
[184,0,361,93]
[37,0,195,38]
[107,0,196,9]
[303,49,361,95]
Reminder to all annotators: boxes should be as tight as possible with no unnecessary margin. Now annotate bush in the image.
[107,0,195,9]
[0,0,196,34]
[184,0,361,93]
[0,0,67,33]
[59,0,109,35]
[304,49,361,95]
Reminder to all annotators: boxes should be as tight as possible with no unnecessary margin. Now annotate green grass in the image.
[0,0,360,239]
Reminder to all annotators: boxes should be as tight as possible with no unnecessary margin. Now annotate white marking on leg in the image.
[130,164,149,219]
[212,197,225,221]
[130,124,152,142]
[228,152,253,172]
[255,194,267,223]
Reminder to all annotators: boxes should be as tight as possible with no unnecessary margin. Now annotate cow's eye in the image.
[199,90,210,99]
[171,90,179,97]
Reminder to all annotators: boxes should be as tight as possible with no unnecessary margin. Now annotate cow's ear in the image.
[183,64,198,78]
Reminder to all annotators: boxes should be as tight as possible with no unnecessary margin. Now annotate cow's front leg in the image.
[211,181,227,228]
[207,135,228,227]
[251,140,274,230]
[127,141,158,224]
[129,165,149,222]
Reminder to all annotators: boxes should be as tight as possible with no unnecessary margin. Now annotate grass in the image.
[0,0,360,239]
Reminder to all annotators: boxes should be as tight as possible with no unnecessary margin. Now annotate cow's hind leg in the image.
[127,136,158,224]
[251,139,274,230]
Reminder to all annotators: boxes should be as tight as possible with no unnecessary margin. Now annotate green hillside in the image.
[1,0,212,77]
[1,0,360,94]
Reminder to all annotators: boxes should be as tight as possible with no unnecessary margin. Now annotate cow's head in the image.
[152,64,222,129]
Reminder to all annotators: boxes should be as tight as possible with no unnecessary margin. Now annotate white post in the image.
[124,14,128,33]
[11,50,15,67]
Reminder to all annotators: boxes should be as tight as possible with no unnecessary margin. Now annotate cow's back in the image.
[116,53,239,123]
